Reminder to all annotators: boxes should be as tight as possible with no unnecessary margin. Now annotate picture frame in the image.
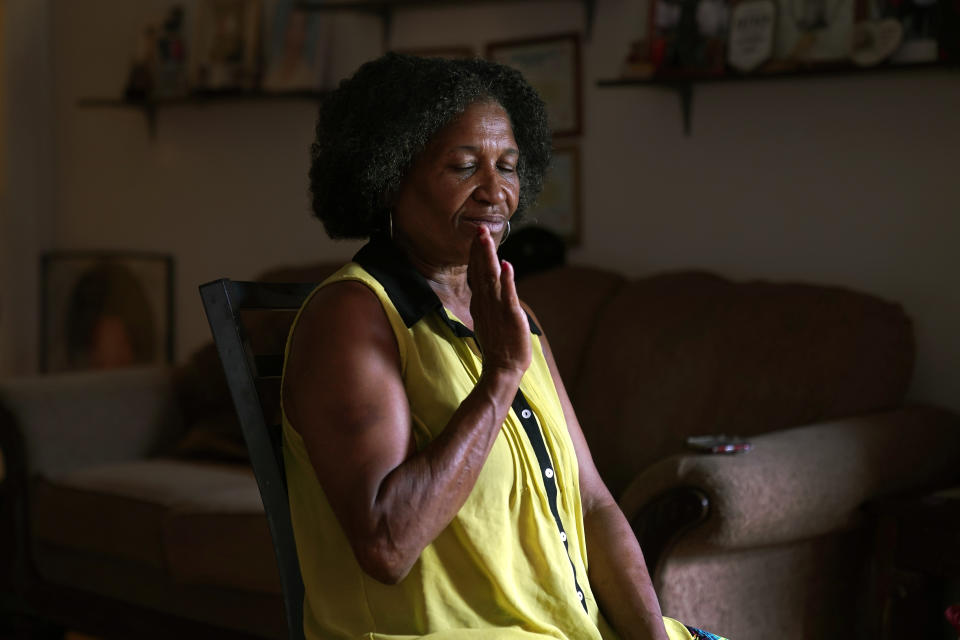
[523,145,582,246]
[192,0,262,91]
[487,33,582,137]
[40,251,174,373]
[261,0,334,92]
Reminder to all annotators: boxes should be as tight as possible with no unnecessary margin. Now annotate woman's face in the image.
[392,101,520,266]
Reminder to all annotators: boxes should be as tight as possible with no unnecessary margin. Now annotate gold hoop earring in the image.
[499,220,511,247]
[388,212,394,242]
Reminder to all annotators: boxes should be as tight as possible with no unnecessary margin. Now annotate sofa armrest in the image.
[0,367,184,478]
[619,406,960,552]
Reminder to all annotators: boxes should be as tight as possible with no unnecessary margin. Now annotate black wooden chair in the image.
[199,279,318,640]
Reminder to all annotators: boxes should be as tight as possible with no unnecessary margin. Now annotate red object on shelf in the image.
[946,604,960,635]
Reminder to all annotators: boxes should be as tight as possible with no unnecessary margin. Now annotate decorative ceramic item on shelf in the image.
[890,0,940,63]
[774,0,856,62]
[850,18,903,66]
[727,0,777,72]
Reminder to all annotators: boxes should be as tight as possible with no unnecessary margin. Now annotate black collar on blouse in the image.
[353,236,541,337]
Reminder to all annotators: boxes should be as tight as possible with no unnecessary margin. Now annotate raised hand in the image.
[468,225,532,379]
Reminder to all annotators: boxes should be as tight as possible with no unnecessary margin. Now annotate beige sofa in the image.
[2,263,958,640]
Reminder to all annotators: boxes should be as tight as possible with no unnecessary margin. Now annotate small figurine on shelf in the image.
[124,25,157,102]
[650,0,730,76]
[154,5,188,98]
[123,5,189,102]
[620,39,656,78]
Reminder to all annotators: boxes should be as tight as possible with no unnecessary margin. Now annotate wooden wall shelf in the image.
[296,0,596,44]
[76,91,326,136]
[597,61,958,135]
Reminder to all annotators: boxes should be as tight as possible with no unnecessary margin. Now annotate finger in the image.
[499,260,520,309]
[482,228,502,285]
[469,226,501,294]
[468,227,489,292]
[468,229,481,288]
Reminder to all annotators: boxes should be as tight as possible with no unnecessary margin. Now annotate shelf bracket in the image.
[676,82,693,136]
[145,103,158,139]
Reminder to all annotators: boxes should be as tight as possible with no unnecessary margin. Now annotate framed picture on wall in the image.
[40,251,174,373]
[393,46,475,60]
[487,33,582,137]
[192,0,263,90]
[523,145,582,246]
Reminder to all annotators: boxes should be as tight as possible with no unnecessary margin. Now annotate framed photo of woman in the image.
[487,33,582,137]
[40,252,174,373]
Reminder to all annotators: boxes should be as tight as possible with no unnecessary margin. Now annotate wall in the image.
[12,0,960,413]
[1,0,55,376]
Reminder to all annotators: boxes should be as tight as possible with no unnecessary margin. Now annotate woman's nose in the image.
[472,166,507,205]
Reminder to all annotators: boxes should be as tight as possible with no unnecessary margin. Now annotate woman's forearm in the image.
[352,367,521,584]
[585,502,670,640]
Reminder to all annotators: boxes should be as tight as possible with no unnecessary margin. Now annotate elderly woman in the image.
[281,54,726,640]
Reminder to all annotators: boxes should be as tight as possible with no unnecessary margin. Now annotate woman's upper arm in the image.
[521,302,617,515]
[282,281,413,538]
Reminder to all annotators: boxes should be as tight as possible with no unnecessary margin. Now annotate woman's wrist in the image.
[477,366,524,404]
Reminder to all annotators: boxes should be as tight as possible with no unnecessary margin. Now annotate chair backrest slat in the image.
[228,282,317,310]
[199,278,309,640]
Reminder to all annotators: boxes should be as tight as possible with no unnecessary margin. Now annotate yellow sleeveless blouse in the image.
[281,241,708,640]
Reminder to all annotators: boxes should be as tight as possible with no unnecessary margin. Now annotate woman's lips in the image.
[461,217,506,233]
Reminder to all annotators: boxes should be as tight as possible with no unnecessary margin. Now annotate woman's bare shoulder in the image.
[290,279,398,367]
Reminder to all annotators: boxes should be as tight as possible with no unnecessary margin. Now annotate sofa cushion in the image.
[163,484,279,594]
[34,544,286,638]
[33,458,279,595]
[573,271,915,496]
[33,474,168,570]
[516,265,626,389]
